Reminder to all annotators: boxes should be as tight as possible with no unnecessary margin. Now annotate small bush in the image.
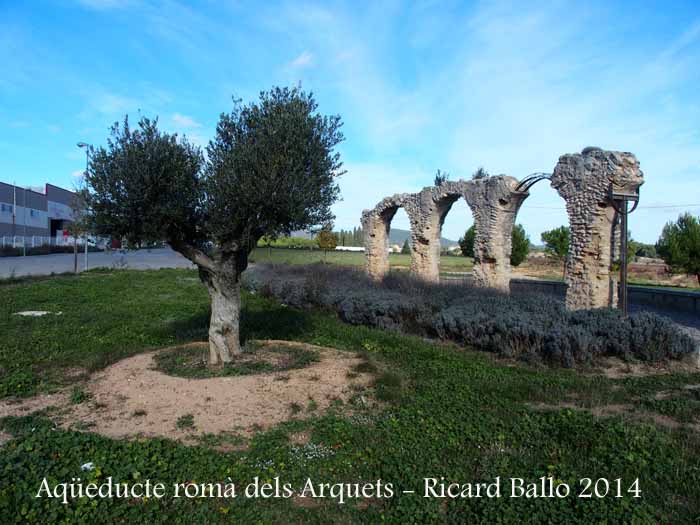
[374,371,404,402]
[70,387,91,405]
[0,369,39,398]
[244,264,696,368]
[175,414,195,430]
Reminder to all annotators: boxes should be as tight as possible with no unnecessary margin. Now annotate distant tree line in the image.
[337,226,365,247]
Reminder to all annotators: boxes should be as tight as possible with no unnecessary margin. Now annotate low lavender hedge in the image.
[244,263,696,367]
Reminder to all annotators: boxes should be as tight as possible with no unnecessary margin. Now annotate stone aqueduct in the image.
[361,147,644,310]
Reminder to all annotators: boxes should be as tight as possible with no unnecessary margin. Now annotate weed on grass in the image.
[352,360,378,374]
[71,421,96,431]
[175,414,195,430]
[195,431,246,450]
[373,371,404,403]
[70,387,91,405]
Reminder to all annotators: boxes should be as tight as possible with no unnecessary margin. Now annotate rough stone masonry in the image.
[361,147,643,310]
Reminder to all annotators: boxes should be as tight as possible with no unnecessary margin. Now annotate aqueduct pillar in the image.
[361,197,401,281]
[552,147,643,310]
[462,176,529,291]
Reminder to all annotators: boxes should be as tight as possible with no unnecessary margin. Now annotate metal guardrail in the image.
[0,235,89,249]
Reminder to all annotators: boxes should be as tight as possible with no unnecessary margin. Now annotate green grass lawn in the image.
[1,269,699,523]
[249,247,474,272]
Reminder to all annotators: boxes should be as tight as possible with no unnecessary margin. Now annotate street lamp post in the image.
[609,184,640,316]
[77,142,91,272]
[22,184,27,257]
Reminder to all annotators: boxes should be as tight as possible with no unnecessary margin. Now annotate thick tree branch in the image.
[169,240,216,271]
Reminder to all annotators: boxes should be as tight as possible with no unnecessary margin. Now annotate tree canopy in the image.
[459,226,476,258]
[510,224,530,266]
[657,213,700,284]
[86,116,204,252]
[316,228,338,252]
[205,87,344,252]
[541,226,570,261]
[84,87,345,363]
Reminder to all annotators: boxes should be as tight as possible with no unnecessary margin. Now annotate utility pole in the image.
[77,142,91,272]
[609,185,639,316]
[619,200,629,315]
[22,186,26,257]
[12,182,16,242]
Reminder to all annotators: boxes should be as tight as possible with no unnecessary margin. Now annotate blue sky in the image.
[1,0,699,244]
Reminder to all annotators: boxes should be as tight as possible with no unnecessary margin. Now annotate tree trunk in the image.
[169,241,248,367]
[202,271,242,366]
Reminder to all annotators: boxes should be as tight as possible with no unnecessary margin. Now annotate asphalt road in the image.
[0,248,195,278]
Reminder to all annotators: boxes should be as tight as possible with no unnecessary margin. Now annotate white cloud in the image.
[288,51,314,68]
[72,170,85,178]
[172,113,202,129]
[92,92,139,115]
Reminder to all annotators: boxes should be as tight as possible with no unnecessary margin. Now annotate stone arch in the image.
[362,147,643,310]
[361,194,420,281]
[362,177,529,287]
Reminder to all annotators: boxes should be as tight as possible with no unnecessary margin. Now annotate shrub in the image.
[244,264,696,367]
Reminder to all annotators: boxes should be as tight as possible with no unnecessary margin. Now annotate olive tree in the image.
[85,87,344,365]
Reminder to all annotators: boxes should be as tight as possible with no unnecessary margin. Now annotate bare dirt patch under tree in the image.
[0,341,373,444]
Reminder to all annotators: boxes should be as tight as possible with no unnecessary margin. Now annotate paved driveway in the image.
[0,248,195,278]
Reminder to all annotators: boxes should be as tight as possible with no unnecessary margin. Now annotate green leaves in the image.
[205,87,344,250]
[541,225,570,261]
[510,224,530,267]
[657,213,700,283]
[85,87,344,264]
[86,116,204,250]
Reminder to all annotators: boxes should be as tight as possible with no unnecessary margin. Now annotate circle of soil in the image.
[0,340,373,445]
[154,340,320,378]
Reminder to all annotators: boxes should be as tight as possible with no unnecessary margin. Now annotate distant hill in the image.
[389,228,458,248]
